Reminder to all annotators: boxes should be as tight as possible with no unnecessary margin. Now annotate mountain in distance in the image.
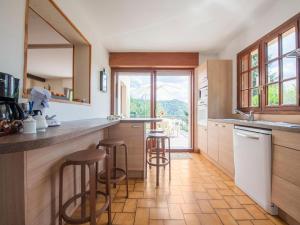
[130,98,188,117]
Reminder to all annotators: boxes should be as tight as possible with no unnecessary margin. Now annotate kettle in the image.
[33,110,48,132]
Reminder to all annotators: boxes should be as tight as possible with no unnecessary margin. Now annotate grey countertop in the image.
[209,118,300,133]
[120,118,162,123]
[0,117,161,154]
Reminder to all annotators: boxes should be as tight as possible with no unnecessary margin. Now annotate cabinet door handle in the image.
[131,125,141,128]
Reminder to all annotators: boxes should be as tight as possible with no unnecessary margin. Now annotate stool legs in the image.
[168,137,171,181]
[156,138,160,187]
[122,144,129,198]
[106,154,112,225]
[162,138,165,169]
[145,136,171,187]
[113,146,117,188]
[59,162,67,225]
[88,163,96,225]
[59,150,111,225]
[100,144,128,198]
[145,137,149,179]
[81,165,86,218]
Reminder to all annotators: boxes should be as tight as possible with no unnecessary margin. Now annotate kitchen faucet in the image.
[234,109,255,121]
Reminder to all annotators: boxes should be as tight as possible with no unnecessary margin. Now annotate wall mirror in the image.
[24,0,91,104]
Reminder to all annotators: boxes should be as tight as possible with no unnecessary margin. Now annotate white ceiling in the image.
[55,0,274,53]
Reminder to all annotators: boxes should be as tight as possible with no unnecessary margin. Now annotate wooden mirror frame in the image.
[23,0,92,105]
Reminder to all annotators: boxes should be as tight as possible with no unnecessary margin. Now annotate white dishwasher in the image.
[233,125,278,215]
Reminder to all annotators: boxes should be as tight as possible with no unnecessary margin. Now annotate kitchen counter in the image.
[0,117,162,154]
[209,118,300,133]
[0,118,119,154]
[120,117,162,123]
[0,117,160,225]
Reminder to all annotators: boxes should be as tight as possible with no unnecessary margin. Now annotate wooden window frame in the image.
[237,43,261,112]
[237,13,300,114]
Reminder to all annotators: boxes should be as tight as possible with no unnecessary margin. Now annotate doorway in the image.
[115,70,192,150]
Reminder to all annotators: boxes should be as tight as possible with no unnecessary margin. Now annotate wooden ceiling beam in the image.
[109,52,199,68]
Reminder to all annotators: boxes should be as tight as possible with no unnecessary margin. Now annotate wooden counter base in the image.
[0,129,107,225]
[0,118,159,225]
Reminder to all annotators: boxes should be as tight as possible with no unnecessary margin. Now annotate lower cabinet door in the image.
[207,121,219,161]
[198,125,208,154]
[218,150,234,176]
[218,123,234,176]
[108,122,145,172]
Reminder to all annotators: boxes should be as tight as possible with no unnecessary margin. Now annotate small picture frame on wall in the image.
[100,69,107,92]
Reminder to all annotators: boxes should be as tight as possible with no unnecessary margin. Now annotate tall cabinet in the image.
[196,60,233,176]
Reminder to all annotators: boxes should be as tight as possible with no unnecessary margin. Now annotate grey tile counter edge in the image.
[0,119,120,154]
[120,118,162,123]
[208,118,300,133]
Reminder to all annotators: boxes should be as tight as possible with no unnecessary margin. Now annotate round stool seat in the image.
[149,129,164,134]
[65,149,106,164]
[147,133,169,139]
[98,138,125,147]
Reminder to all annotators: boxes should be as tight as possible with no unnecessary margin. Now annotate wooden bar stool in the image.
[145,133,171,186]
[97,138,129,198]
[59,149,112,225]
[147,129,165,169]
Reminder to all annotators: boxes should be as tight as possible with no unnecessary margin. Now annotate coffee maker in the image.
[0,72,25,121]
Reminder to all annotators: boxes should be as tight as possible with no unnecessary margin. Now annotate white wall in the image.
[0,0,111,121]
[199,53,219,65]
[217,0,300,113]
[0,1,26,85]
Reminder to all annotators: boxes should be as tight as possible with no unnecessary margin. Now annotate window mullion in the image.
[248,53,251,108]
[297,19,300,106]
[279,34,283,106]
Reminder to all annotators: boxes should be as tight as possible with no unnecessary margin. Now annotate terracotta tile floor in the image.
[73,153,287,225]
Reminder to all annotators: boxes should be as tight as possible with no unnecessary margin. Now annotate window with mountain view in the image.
[116,70,192,149]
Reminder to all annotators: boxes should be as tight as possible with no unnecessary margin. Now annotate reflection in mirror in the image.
[26,9,73,101]
[24,0,91,104]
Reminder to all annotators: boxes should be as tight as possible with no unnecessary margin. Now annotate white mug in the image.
[23,116,37,134]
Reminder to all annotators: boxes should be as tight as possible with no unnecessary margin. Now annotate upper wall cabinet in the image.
[24,0,91,104]
[195,60,232,127]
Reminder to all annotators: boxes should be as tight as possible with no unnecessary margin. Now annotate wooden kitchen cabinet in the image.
[198,125,208,154]
[207,121,219,161]
[206,121,234,178]
[218,123,234,176]
[271,130,300,223]
[195,60,232,153]
[108,122,145,178]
